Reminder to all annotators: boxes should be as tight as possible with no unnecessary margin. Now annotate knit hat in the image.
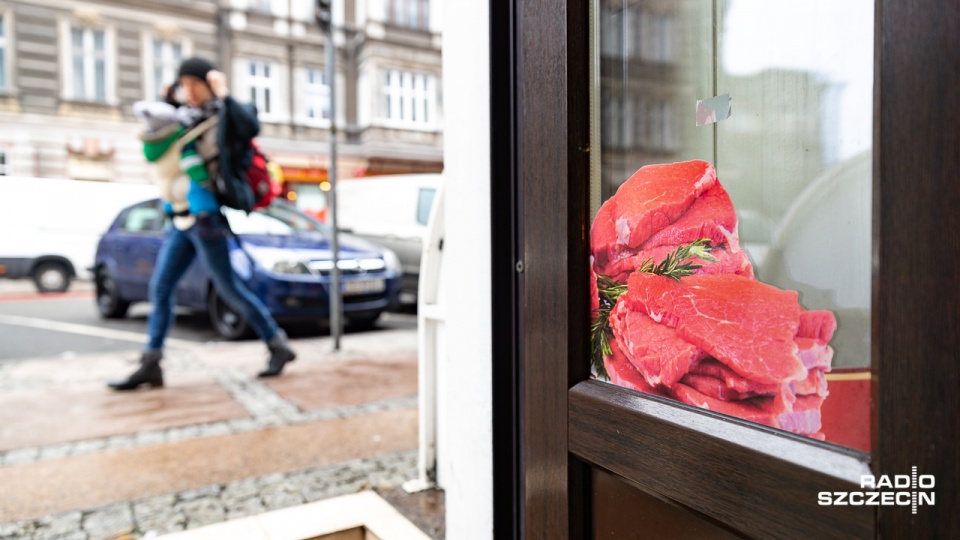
[177,56,217,83]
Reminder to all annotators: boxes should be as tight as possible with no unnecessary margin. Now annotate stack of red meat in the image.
[591,160,835,439]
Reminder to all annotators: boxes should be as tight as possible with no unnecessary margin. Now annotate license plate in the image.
[342,279,386,296]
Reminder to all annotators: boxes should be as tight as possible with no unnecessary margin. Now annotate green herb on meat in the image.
[590,239,716,379]
[590,273,626,380]
[638,238,718,281]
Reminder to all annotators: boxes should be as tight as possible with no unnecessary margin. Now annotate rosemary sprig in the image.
[590,238,716,379]
[636,238,718,281]
[590,274,627,380]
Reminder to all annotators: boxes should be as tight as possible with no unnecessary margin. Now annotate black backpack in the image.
[212,97,267,213]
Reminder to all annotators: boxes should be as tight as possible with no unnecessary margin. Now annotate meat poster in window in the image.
[589,160,836,441]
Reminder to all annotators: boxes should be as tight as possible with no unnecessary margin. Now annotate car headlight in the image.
[381,249,402,274]
[271,260,312,274]
[248,249,312,275]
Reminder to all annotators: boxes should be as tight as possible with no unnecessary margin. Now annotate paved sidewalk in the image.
[0,316,443,540]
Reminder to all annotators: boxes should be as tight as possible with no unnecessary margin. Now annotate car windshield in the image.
[223,203,331,236]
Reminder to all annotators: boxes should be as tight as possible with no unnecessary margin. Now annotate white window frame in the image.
[241,59,284,122]
[381,69,435,130]
[249,60,273,115]
[300,67,331,127]
[142,34,191,101]
[59,20,117,104]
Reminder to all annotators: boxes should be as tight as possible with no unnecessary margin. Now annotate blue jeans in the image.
[146,212,279,350]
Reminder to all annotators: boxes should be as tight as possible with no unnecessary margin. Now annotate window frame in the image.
[387,0,430,30]
[246,59,278,120]
[300,66,331,127]
[381,69,435,130]
[59,19,117,105]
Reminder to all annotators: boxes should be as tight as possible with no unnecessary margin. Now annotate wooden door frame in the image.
[491,0,959,538]
[491,0,592,536]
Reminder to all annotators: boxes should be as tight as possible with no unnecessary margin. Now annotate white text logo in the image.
[818,467,935,514]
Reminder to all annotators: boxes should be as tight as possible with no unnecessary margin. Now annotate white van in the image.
[335,174,440,305]
[0,177,158,292]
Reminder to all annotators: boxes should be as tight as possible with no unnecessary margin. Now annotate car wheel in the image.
[32,261,72,293]
[96,267,130,319]
[208,287,252,340]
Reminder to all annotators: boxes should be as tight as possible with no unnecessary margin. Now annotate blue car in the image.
[93,198,402,338]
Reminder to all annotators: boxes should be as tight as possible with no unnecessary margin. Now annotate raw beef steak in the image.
[623,273,807,385]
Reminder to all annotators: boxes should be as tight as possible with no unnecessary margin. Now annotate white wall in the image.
[436,0,492,537]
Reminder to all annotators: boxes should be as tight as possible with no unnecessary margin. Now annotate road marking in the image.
[0,314,195,348]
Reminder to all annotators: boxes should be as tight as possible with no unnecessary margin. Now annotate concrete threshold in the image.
[156,490,430,540]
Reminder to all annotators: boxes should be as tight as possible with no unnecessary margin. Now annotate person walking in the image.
[109,57,296,391]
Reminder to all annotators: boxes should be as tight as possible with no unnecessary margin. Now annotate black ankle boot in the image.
[258,330,296,378]
[108,350,164,391]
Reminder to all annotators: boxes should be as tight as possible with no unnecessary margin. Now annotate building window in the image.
[303,68,330,122]
[388,0,430,30]
[643,98,677,152]
[149,39,183,99]
[602,92,677,153]
[0,13,7,92]
[0,151,7,176]
[70,27,108,102]
[602,5,675,64]
[639,11,675,64]
[383,70,433,127]
[247,60,276,116]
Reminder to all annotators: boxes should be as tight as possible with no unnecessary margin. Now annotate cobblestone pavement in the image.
[0,292,441,540]
[0,451,418,540]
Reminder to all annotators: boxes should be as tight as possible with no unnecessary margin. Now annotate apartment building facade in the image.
[0,0,442,211]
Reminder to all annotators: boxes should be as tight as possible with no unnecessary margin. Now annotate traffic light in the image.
[315,0,332,33]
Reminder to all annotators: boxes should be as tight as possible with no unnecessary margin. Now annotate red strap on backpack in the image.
[247,141,281,210]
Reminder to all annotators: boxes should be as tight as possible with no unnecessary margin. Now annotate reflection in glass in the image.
[598,0,714,203]
[718,0,873,369]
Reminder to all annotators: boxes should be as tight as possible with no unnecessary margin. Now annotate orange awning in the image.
[280,167,328,183]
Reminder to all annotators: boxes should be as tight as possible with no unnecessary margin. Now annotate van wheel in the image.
[32,261,72,293]
[96,267,130,319]
[208,287,252,340]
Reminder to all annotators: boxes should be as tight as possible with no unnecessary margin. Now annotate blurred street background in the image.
[0,0,447,537]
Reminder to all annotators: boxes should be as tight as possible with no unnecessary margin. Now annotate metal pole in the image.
[324,26,342,351]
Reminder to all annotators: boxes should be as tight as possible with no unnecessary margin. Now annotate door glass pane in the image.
[717,0,873,374]
[590,0,872,452]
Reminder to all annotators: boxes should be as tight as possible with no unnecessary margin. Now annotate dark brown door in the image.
[490,0,960,538]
